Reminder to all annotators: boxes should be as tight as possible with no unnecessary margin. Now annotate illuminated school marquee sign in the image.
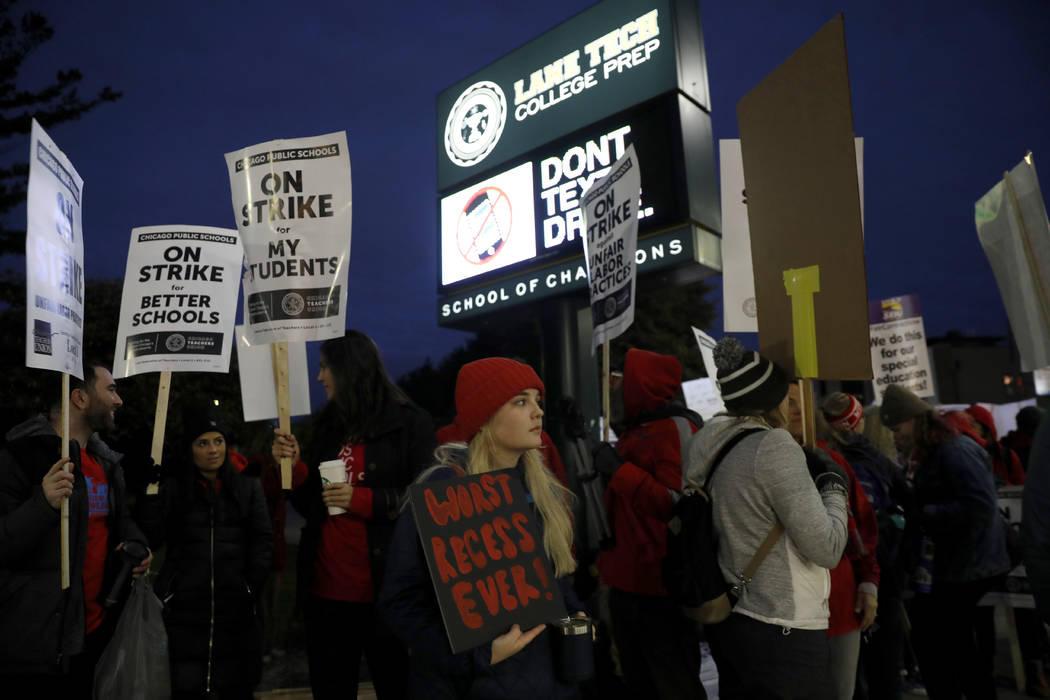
[438,88,693,292]
[440,227,698,322]
[437,0,709,192]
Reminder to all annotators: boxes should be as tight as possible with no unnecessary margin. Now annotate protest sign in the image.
[408,470,566,654]
[112,226,242,377]
[582,144,640,354]
[235,326,312,422]
[225,131,351,344]
[868,294,933,404]
[687,326,726,419]
[682,378,724,421]
[721,138,865,333]
[736,16,871,379]
[975,154,1050,372]
[26,119,84,379]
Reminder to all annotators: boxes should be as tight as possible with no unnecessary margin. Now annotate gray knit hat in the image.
[879,384,933,427]
[713,337,789,413]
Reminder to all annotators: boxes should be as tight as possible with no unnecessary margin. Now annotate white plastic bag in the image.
[94,577,170,700]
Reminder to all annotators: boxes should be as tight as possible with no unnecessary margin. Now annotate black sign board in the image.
[408,469,567,654]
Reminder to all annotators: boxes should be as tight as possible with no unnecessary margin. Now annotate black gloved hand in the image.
[592,442,624,479]
[803,447,849,495]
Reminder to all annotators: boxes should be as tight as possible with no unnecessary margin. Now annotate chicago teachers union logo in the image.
[444,81,507,167]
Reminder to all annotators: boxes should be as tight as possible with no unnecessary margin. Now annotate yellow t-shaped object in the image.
[783,265,821,378]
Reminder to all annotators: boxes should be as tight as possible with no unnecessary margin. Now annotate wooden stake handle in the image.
[602,342,611,442]
[61,373,70,590]
[151,372,172,466]
[272,343,292,489]
[799,378,817,449]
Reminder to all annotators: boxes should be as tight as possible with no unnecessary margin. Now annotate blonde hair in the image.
[446,426,578,577]
[730,401,788,430]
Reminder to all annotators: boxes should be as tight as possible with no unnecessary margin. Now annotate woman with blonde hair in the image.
[685,337,849,700]
[379,357,584,699]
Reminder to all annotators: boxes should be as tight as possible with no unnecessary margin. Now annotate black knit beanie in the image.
[713,337,789,413]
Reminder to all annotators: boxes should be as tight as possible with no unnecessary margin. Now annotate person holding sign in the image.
[137,407,272,698]
[685,338,848,700]
[591,347,707,700]
[272,330,436,700]
[879,385,1010,699]
[0,362,149,696]
[379,358,585,700]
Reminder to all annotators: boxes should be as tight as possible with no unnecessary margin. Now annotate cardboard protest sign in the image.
[582,144,640,353]
[25,119,85,379]
[225,131,351,345]
[408,469,566,654]
[975,155,1050,372]
[721,138,865,333]
[868,295,934,404]
[234,325,312,422]
[112,226,243,377]
[736,16,871,379]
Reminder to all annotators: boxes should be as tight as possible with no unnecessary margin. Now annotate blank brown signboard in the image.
[737,14,872,379]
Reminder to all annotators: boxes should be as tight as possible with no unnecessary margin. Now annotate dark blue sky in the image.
[15,0,1050,379]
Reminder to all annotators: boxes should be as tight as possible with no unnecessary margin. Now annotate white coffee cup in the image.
[318,459,348,515]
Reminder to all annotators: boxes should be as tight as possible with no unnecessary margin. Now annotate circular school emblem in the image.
[165,333,187,352]
[444,81,507,167]
[743,297,757,318]
[281,292,305,317]
[457,187,512,264]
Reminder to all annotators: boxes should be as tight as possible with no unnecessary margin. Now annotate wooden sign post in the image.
[602,342,611,442]
[144,371,173,497]
[271,342,292,489]
[60,374,70,590]
[151,372,172,465]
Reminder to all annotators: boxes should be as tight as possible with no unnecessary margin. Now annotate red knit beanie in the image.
[453,358,545,442]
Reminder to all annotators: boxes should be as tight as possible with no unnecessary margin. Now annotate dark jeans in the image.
[608,588,706,700]
[909,577,998,700]
[706,612,835,700]
[858,596,905,700]
[304,594,408,700]
[0,607,117,698]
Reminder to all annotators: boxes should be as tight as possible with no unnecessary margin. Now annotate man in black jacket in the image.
[0,362,150,696]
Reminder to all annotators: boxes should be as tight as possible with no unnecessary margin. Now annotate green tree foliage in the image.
[606,279,716,379]
[0,0,122,303]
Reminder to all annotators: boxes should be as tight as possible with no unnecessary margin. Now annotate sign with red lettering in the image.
[408,469,566,653]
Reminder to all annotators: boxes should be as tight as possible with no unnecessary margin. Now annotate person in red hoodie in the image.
[786,383,879,700]
[593,348,706,700]
[966,404,1025,486]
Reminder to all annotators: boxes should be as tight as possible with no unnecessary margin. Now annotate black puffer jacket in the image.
[138,458,273,693]
[0,415,144,675]
[290,398,435,602]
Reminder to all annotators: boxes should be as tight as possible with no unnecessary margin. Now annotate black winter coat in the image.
[289,398,435,602]
[379,464,583,700]
[138,459,273,693]
[0,415,144,675]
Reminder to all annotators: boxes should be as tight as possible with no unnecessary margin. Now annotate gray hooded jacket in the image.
[685,415,848,629]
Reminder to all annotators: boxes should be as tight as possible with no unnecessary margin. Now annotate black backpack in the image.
[662,428,778,623]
